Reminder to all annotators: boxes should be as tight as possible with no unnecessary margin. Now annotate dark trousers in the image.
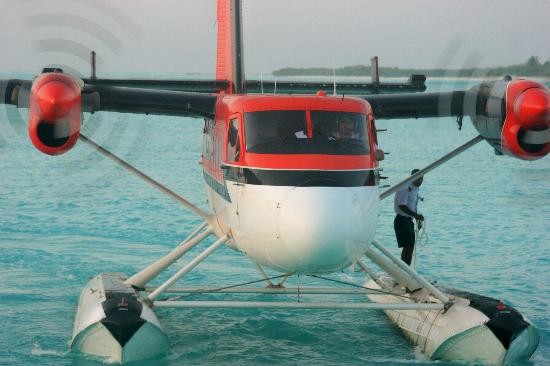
[394,215,415,265]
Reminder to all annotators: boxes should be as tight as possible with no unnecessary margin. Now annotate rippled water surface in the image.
[0,79,548,365]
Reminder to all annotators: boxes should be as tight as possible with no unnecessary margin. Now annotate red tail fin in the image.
[216,0,244,94]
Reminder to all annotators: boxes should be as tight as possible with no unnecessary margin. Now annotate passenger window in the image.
[227,118,241,162]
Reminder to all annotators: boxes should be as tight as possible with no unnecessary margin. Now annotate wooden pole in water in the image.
[90,51,97,80]
[371,56,379,93]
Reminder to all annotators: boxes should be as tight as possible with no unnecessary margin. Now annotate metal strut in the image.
[147,235,229,301]
[125,224,214,288]
[363,246,423,291]
[369,239,450,304]
[252,263,291,288]
[153,300,444,311]
[380,135,484,200]
[79,133,211,220]
[145,287,391,295]
[254,263,275,287]
[356,260,385,288]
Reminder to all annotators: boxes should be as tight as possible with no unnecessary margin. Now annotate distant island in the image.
[273,56,550,78]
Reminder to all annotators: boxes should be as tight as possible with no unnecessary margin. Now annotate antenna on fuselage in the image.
[332,57,337,96]
[260,70,264,94]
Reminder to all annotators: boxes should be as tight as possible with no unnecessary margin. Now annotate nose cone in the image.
[35,80,79,120]
[274,186,378,273]
[514,87,550,127]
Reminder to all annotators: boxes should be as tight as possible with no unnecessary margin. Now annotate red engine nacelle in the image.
[501,80,550,160]
[28,72,82,155]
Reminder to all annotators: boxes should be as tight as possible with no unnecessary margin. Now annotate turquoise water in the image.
[0,79,548,365]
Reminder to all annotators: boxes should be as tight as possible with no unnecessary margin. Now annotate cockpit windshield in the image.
[244,110,369,155]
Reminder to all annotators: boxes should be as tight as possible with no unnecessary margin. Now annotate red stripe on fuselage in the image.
[243,153,374,170]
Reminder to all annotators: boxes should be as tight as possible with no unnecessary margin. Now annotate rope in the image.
[412,217,429,268]
[161,273,289,301]
[308,275,413,300]
[416,217,430,246]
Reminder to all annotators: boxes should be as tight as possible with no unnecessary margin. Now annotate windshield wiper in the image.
[337,138,368,148]
[278,133,299,146]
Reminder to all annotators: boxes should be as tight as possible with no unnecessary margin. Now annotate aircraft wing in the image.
[81,75,426,95]
[0,73,219,156]
[1,73,425,120]
[1,76,218,118]
[246,76,426,95]
[83,84,218,117]
[2,73,548,160]
[361,79,550,161]
[363,91,466,119]
[82,78,230,94]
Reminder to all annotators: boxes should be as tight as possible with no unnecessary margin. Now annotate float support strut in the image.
[370,239,450,303]
[154,300,444,310]
[147,235,229,300]
[125,226,214,288]
[380,135,483,200]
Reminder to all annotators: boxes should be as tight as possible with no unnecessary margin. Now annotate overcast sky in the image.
[1,0,549,77]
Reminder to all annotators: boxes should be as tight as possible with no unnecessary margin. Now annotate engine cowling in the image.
[28,72,82,155]
[502,80,550,160]
[469,79,550,160]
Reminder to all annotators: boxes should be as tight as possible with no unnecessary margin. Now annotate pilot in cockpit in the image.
[335,118,359,138]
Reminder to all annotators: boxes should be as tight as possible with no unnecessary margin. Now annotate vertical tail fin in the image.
[216,0,245,94]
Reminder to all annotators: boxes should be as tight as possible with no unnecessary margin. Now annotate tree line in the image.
[272,56,550,78]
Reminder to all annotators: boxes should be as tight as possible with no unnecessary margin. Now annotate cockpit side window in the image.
[227,118,241,162]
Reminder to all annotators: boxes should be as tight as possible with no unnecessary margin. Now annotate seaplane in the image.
[1,0,549,364]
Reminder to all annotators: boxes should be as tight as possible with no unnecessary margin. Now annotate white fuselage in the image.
[205,180,379,274]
